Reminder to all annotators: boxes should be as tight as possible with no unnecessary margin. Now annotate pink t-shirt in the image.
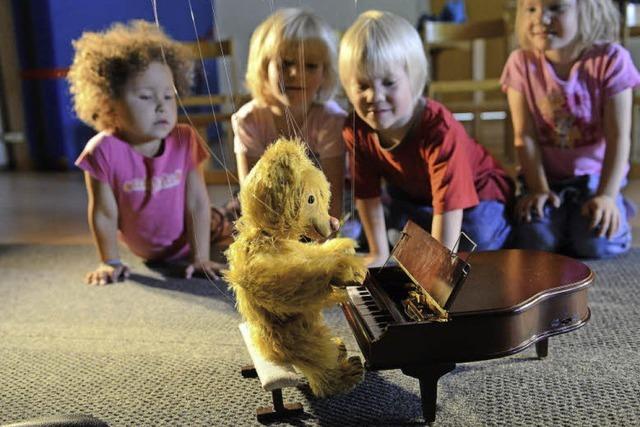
[75,124,209,261]
[232,99,346,160]
[501,43,640,182]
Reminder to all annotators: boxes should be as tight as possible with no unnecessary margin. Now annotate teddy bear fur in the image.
[224,138,367,398]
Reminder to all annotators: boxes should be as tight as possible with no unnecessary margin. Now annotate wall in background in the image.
[11,0,214,170]
[8,0,431,170]
[214,0,429,96]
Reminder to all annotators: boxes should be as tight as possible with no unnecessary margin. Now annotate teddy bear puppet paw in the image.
[306,356,365,398]
[331,337,347,360]
[331,258,367,288]
[345,356,365,382]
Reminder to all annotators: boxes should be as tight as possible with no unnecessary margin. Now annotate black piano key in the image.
[346,286,392,340]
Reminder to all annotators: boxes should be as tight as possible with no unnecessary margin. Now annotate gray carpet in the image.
[0,244,638,426]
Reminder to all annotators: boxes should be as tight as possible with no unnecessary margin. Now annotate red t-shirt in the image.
[343,99,513,214]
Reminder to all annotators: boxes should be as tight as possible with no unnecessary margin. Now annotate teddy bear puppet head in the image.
[239,138,334,240]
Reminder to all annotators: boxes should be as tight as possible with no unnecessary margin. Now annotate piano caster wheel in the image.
[536,338,549,359]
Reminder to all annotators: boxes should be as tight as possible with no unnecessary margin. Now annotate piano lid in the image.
[390,220,470,311]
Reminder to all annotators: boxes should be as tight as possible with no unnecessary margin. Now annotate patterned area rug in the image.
[0,244,638,426]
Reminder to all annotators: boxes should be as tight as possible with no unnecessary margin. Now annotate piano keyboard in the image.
[347,286,394,340]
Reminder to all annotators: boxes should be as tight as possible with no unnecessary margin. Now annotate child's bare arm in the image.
[184,166,224,278]
[356,197,388,267]
[320,155,345,219]
[431,209,463,252]
[84,172,128,285]
[235,152,259,185]
[507,88,560,221]
[232,112,260,185]
[582,88,633,238]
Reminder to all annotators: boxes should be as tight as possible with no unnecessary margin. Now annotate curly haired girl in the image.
[68,20,224,284]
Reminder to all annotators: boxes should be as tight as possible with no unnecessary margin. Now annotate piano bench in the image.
[238,323,304,423]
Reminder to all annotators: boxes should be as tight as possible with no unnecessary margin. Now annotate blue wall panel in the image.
[12,0,216,169]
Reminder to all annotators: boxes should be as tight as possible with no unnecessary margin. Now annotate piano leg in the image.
[402,362,456,423]
[536,338,549,359]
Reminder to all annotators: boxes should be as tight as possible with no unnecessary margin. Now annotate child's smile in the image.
[364,105,398,129]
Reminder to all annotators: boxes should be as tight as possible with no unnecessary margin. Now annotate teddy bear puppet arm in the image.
[248,250,338,304]
[288,239,367,288]
[320,237,358,254]
[244,240,364,304]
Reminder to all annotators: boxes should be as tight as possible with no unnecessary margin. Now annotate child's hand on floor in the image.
[85,262,130,286]
[582,195,620,239]
[185,260,226,280]
[516,191,560,223]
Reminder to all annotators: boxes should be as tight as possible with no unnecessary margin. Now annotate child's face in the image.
[346,66,415,133]
[521,0,578,53]
[113,61,177,144]
[267,41,325,109]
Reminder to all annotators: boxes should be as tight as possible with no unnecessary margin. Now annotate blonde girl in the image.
[340,11,514,267]
[501,0,640,258]
[232,8,345,218]
[69,20,224,284]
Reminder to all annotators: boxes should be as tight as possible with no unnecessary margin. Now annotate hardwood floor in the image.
[1,171,639,247]
[0,172,238,245]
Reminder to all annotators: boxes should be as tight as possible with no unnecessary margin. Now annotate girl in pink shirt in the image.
[501,0,640,258]
[69,21,224,285]
[232,8,346,218]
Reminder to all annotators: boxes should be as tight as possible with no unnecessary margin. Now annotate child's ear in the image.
[106,101,122,130]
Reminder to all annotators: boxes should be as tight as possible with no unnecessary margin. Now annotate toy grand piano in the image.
[342,220,593,422]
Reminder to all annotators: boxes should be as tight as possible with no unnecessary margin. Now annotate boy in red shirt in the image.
[339,11,514,266]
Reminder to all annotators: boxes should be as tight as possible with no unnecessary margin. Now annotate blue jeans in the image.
[511,175,633,259]
[385,187,512,251]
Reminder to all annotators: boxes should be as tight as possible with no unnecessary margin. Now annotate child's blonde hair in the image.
[245,8,339,106]
[515,0,619,51]
[67,20,194,132]
[339,10,428,105]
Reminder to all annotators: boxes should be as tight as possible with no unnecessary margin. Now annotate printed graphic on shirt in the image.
[539,91,582,149]
[123,169,182,194]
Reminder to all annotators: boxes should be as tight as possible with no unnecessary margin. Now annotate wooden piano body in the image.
[342,222,593,422]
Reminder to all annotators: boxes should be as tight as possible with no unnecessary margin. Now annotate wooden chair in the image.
[422,17,514,162]
[179,39,244,184]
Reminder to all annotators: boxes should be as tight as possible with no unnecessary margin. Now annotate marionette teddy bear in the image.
[225,138,366,398]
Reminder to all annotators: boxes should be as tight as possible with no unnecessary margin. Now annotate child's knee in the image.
[511,222,560,252]
[463,202,511,250]
[569,232,631,259]
[466,223,510,251]
[567,209,632,258]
